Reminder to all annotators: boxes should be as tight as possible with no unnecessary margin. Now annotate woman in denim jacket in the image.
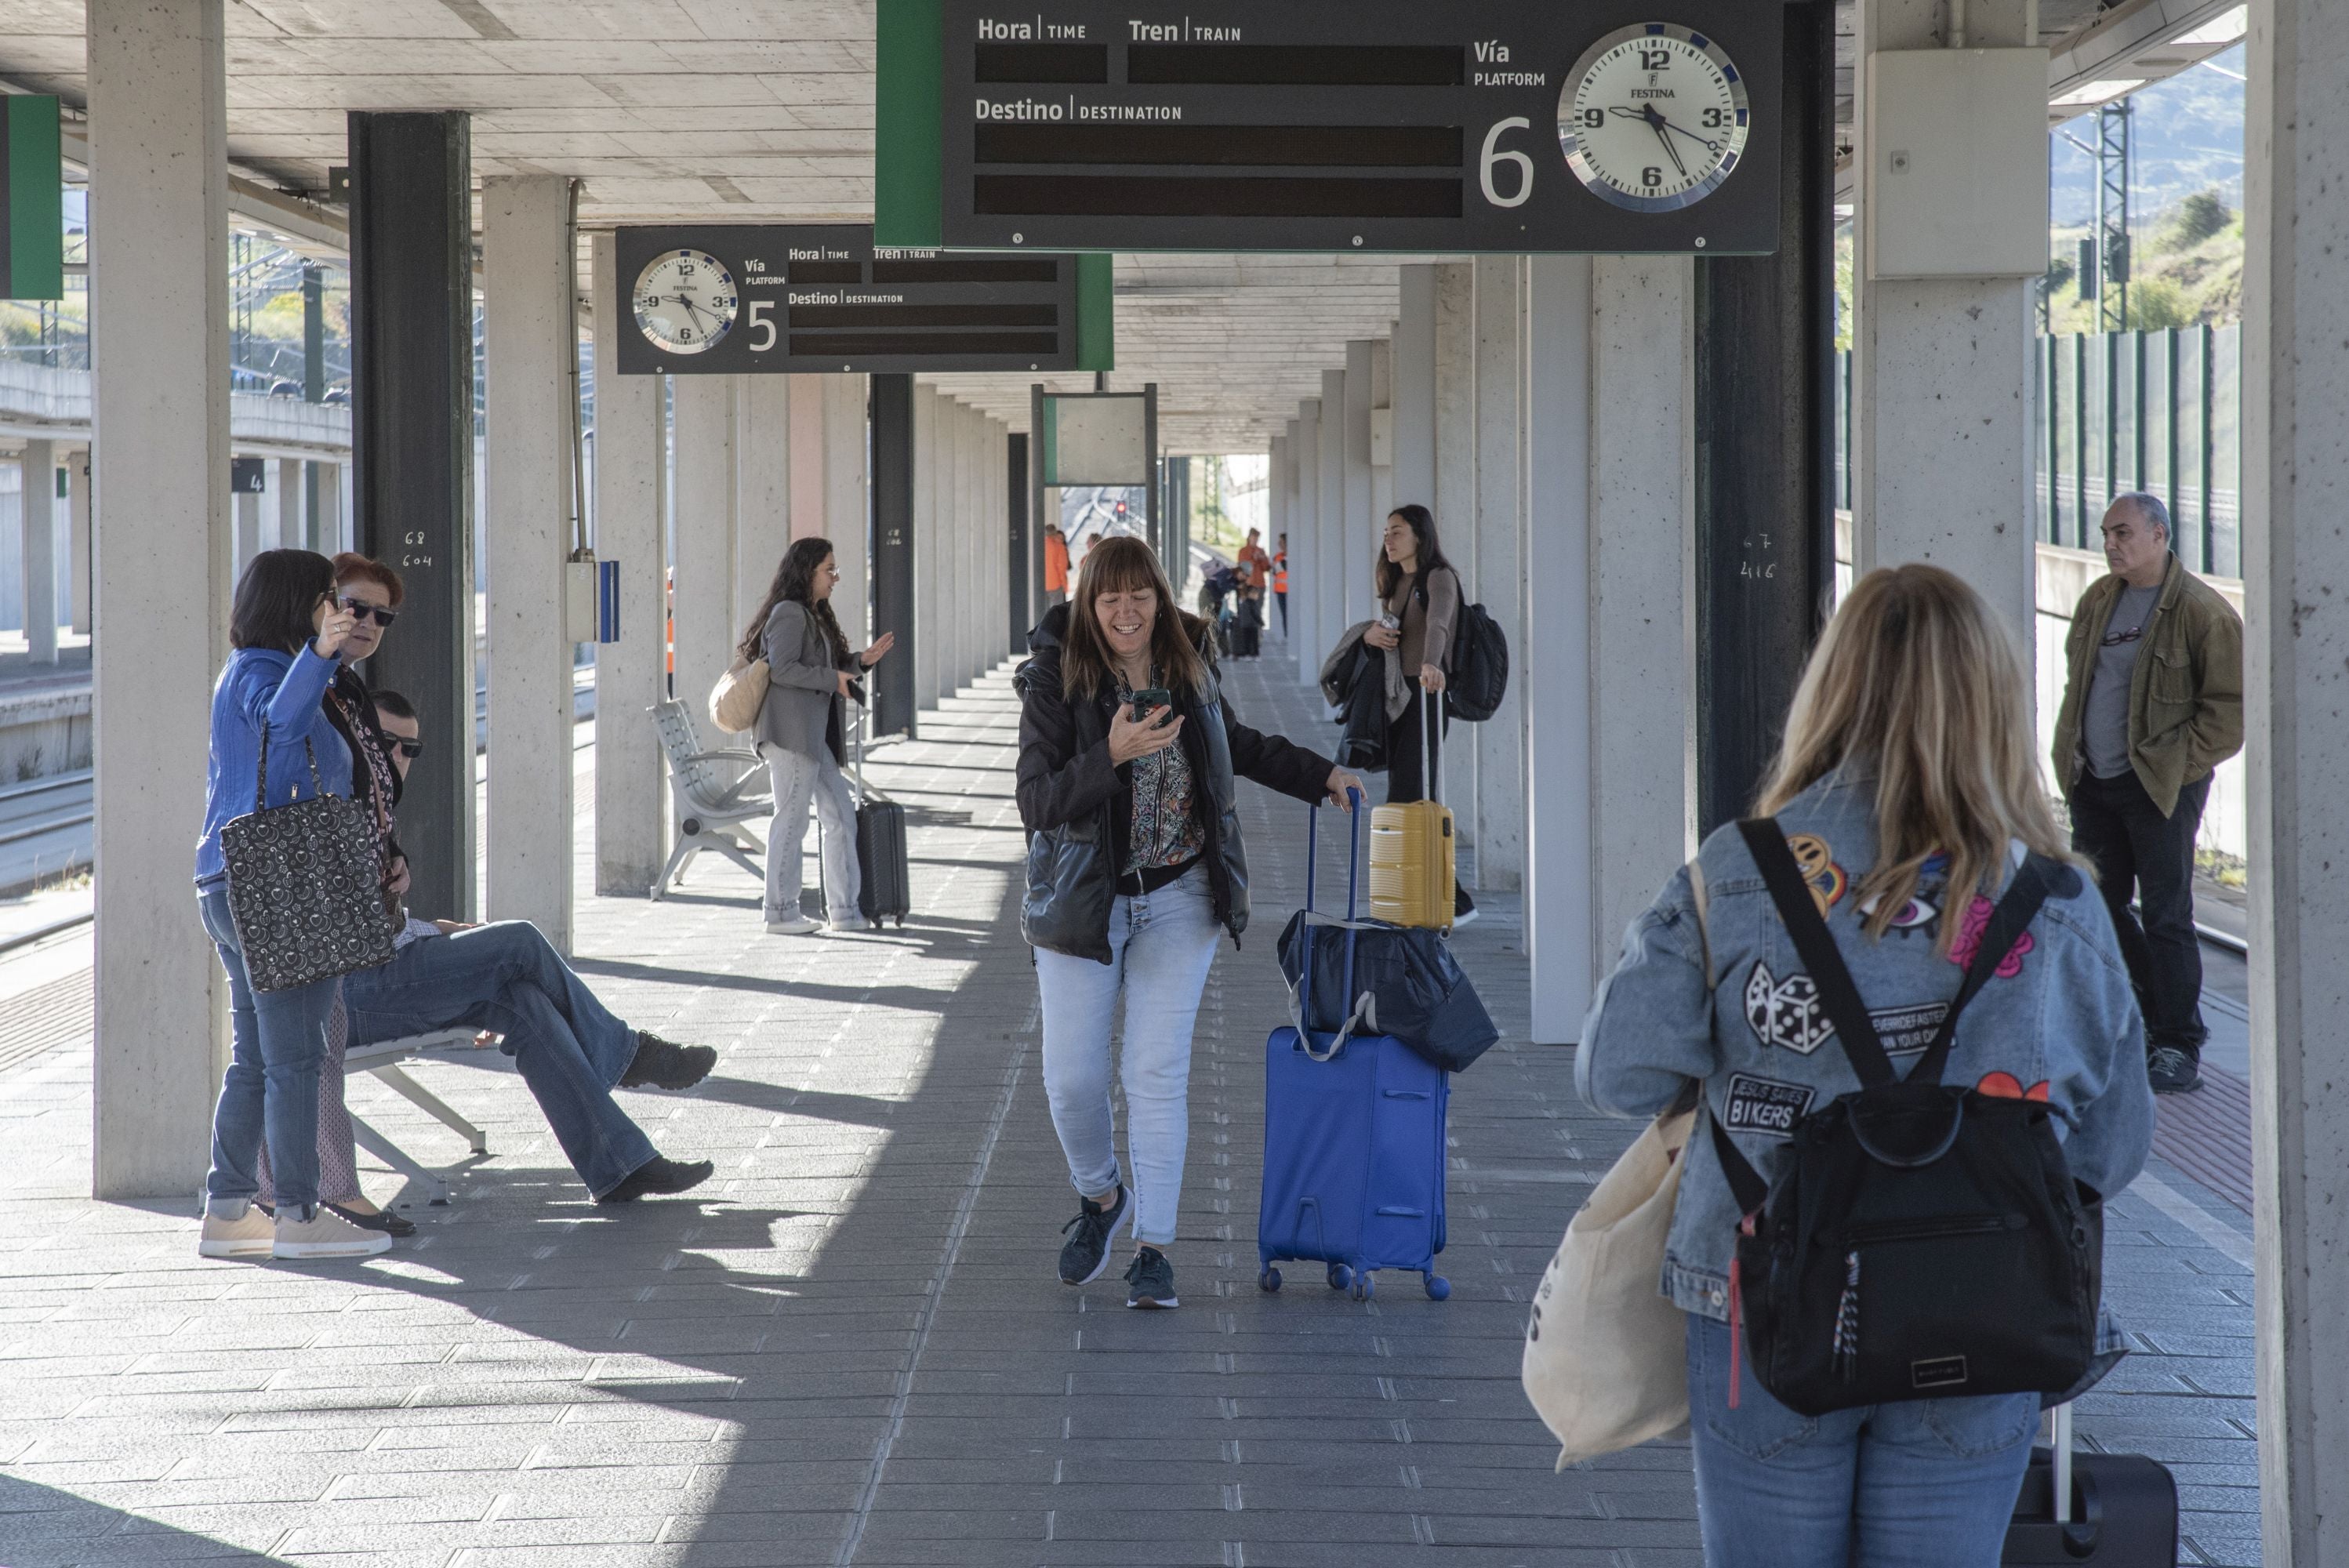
[1578,564,2154,1567]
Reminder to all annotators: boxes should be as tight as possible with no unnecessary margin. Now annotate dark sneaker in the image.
[1124,1246,1178,1309]
[1452,884,1480,928]
[622,1033,717,1091]
[2148,1046,2203,1094]
[326,1201,416,1237]
[1058,1185,1131,1285]
[595,1156,716,1205]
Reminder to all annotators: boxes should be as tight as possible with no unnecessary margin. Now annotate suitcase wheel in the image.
[1350,1274,1375,1302]
[1424,1273,1450,1301]
[1257,1267,1281,1294]
[1325,1263,1352,1292]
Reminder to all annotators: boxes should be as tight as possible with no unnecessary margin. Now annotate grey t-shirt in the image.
[2082,583,2162,779]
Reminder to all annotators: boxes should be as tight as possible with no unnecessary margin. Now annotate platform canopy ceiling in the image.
[0,0,2206,449]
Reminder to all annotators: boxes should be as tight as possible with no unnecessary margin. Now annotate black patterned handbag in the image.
[220,728,398,993]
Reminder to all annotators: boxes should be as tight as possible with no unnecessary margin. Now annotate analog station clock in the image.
[632,249,739,355]
[1558,24,1751,213]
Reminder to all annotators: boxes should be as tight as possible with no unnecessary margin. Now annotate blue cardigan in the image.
[194,643,355,887]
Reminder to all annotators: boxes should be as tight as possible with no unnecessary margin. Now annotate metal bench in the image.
[650,698,772,899]
[346,1028,491,1204]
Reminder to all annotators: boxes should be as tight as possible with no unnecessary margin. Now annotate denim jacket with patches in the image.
[1575,770,2155,1326]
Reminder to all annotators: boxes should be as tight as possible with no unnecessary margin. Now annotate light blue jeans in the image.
[1686,1313,2039,1568]
[1034,863,1221,1247]
[199,884,336,1214]
[341,922,656,1199]
[762,743,859,924]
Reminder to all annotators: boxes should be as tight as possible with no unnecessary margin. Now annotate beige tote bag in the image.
[709,655,771,735]
[1521,861,1712,1468]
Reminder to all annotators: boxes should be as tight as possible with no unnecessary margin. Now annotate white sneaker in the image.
[765,914,822,935]
[274,1206,394,1259]
[823,913,874,935]
[197,1206,275,1259]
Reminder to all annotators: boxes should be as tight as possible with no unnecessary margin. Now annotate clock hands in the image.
[1605,103,1723,158]
[1642,104,1690,181]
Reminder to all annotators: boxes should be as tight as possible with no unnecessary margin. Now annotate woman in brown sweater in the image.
[1360,503,1473,922]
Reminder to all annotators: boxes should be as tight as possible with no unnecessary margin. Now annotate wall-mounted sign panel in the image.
[883,2,1783,254]
[615,223,1111,376]
[1038,391,1150,485]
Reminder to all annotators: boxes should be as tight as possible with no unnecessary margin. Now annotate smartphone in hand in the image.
[1129,688,1174,726]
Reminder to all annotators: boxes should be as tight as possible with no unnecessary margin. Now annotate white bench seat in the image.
[347,1028,492,1204]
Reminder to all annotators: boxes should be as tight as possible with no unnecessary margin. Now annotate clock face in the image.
[1557,24,1751,214]
[633,249,738,355]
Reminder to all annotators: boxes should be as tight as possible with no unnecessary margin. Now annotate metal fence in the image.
[1832,325,2242,578]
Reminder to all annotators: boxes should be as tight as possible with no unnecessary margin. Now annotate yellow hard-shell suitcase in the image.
[1369,702,1453,930]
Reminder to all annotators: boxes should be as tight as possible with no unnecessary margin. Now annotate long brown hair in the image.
[1755,564,2078,955]
[739,537,850,668]
[1059,535,1207,702]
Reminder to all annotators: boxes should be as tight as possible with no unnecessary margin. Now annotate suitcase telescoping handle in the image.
[1297,787,1367,1062]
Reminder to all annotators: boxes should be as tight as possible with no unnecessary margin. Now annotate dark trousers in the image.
[1385,688,1447,805]
[2068,768,2210,1051]
[1275,590,1287,633]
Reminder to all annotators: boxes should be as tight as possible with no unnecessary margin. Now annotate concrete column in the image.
[1523,255,1595,1042]
[69,449,91,633]
[1294,401,1323,688]
[670,374,737,726]
[1342,343,1375,634]
[1316,376,1345,670]
[986,416,1005,672]
[88,0,231,1198]
[1582,256,1697,1033]
[788,374,826,544]
[953,400,975,686]
[1267,432,1287,644]
[1369,337,1395,609]
[1471,256,1526,887]
[20,441,58,663]
[1392,267,1436,511]
[314,459,341,554]
[234,481,260,574]
[1851,0,2039,655]
[275,457,302,553]
[480,174,575,949]
[2246,0,2349,1554]
[824,375,870,650]
[912,385,941,706]
[1432,265,1476,546]
[588,232,667,897]
[735,374,790,634]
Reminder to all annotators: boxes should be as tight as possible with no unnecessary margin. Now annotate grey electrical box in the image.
[1864,49,2049,280]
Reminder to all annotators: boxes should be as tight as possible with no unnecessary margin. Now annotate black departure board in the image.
[923,1,1783,254]
[614,223,1086,376]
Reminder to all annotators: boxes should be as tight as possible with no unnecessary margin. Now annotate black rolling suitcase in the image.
[2003,1405,2179,1564]
[848,702,909,928]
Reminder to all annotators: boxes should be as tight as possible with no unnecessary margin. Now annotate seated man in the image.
[356,689,718,1205]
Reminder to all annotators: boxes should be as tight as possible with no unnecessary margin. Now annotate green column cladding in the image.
[874,0,1113,369]
[0,96,63,300]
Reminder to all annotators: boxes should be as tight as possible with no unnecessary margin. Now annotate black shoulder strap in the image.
[1908,853,2056,1086]
[1737,818,1897,1088]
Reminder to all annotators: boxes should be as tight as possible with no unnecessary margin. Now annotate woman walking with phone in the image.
[1016,536,1362,1308]
[742,537,895,935]
[194,550,394,1262]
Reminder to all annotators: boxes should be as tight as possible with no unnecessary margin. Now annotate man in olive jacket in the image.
[2051,492,2244,1094]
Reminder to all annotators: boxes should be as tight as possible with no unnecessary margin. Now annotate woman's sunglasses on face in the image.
[338,595,399,628]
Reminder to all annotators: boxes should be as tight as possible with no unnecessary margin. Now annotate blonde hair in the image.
[1755,564,2076,954]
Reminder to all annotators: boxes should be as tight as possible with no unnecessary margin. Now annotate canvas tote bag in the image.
[1520,860,1712,1466]
[709,654,770,735]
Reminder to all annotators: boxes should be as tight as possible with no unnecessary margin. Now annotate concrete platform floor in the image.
[0,649,2262,1566]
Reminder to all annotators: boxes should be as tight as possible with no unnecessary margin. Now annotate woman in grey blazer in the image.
[739,537,895,935]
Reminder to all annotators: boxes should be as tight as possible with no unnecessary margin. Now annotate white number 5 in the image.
[747,299,776,353]
[1479,118,1534,209]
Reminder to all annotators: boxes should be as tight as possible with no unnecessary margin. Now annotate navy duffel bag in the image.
[1276,798,1500,1074]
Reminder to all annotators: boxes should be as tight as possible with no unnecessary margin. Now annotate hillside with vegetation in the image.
[2045,187,2243,333]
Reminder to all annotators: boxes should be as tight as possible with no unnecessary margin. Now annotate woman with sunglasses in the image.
[194,550,394,1261]
[248,554,420,1236]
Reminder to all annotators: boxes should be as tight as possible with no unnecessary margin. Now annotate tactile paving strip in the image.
[0,971,91,1077]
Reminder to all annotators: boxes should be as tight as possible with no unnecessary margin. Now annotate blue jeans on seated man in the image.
[341,921,656,1199]
[1685,1313,2038,1568]
[199,885,336,1214]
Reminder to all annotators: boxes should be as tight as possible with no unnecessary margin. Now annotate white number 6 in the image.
[1479,118,1534,209]
[747,299,777,353]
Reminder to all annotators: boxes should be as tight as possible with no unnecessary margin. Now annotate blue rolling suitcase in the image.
[1257,793,1450,1303]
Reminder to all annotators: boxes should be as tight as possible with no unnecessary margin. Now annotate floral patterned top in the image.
[1116,672,1206,874]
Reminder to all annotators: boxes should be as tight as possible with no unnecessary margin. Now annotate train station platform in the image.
[0,652,2261,1567]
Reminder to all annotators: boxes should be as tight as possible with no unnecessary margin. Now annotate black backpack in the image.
[1710,820,2102,1417]
[1445,601,1509,722]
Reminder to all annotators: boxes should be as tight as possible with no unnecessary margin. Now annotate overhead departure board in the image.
[614,223,1108,376]
[879,1,1783,254]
